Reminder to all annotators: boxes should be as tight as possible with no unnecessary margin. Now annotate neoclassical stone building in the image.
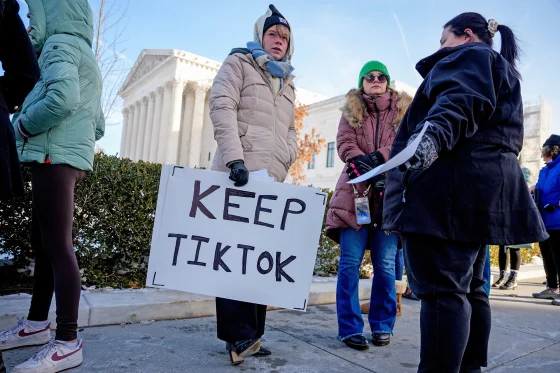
[119,50,551,184]
[118,49,326,169]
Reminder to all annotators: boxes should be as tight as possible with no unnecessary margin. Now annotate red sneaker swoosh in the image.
[18,324,50,337]
[52,344,82,362]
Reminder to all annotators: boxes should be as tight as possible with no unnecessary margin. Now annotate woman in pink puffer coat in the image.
[325,60,411,350]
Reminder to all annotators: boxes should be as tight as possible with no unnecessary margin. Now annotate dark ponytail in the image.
[496,24,521,77]
[444,12,522,79]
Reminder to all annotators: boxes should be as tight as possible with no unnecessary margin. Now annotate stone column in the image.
[129,102,141,160]
[178,83,196,166]
[135,96,149,161]
[200,90,214,168]
[164,79,185,165]
[149,87,165,162]
[124,105,135,158]
[157,83,172,163]
[188,84,209,168]
[120,108,130,158]
[143,92,156,160]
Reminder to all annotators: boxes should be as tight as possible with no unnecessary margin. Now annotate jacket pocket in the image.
[19,82,47,117]
[277,136,292,170]
[240,125,253,151]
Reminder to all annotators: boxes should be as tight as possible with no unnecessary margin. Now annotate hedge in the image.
[0,154,541,290]
[1,154,161,289]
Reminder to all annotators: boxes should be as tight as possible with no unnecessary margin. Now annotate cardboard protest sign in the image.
[146,166,327,311]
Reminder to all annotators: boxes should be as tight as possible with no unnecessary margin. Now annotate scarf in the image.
[246,41,294,89]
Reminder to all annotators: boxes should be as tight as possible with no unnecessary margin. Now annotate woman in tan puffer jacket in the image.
[209,4,297,366]
[210,6,297,186]
[325,61,411,351]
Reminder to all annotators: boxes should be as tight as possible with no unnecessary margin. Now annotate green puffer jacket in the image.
[12,0,104,171]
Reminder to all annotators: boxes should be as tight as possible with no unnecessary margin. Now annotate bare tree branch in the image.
[91,0,130,126]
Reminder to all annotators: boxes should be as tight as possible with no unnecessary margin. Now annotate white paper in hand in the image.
[250,169,274,183]
[348,122,431,184]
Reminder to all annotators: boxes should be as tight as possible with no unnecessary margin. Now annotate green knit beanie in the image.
[358,60,390,88]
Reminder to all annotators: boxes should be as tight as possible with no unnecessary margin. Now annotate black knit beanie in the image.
[543,134,560,148]
[263,4,290,33]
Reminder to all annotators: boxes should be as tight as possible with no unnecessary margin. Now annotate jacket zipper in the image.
[402,169,411,203]
[44,128,52,163]
[251,58,283,169]
[373,96,380,150]
[21,138,28,155]
[272,97,277,165]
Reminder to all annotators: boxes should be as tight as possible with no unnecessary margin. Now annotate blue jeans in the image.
[337,228,398,339]
[396,248,404,281]
[483,246,491,296]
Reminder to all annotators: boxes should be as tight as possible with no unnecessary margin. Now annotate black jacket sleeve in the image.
[0,0,40,113]
[421,47,499,152]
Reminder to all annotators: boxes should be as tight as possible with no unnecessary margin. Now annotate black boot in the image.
[343,335,369,350]
[226,339,261,365]
[253,346,272,357]
[492,271,506,288]
[0,351,5,373]
[500,271,518,290]
[372,332,391,346]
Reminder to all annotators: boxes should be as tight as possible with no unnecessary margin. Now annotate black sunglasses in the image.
[363,73,388,84]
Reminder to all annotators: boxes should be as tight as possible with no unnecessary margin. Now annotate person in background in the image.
[532,135,560,305]
[325,60,411,350]
[383,12,548,373]
[494,164,534,291]
[0,1,40,371]
[483,246,492,295]
[0,1,104,372]
[393,241,407,316]
[492,244,530,290]
[362,239,408,317]
[209,4,298,365]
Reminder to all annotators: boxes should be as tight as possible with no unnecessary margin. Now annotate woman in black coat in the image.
[0,1,38,369]
[0,0,40,198]
[383,12,548,373]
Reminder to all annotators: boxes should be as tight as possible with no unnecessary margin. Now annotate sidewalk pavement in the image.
[1,265,545,331]
[3,278,560,373]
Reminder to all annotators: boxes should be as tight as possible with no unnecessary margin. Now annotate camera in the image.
[544,203,557,213]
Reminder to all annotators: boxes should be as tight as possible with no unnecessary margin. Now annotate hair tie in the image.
[488,19,499,38]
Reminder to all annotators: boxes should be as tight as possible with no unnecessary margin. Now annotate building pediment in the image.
[119,50,175,96]
[119,50,224,97]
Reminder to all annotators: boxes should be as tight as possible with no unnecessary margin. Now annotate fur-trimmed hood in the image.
[341,88,413,130]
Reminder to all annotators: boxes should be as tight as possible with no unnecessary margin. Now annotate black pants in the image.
[27,164,86,341]
[216,298,267,343]
[401,233,490,373]
[0,351,5,373]
[540,230,560,288]
[498,245,520,271]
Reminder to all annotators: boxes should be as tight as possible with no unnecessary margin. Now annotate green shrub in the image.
[0,154,161,289]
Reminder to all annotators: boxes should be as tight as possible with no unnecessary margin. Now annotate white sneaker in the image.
[13,339,83,373]
[0,318,51,351]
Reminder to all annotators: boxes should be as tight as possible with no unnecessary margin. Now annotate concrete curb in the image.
[1,264,545,330]
[0,279,372,330]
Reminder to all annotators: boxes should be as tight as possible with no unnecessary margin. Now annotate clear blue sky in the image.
[16,0,560,155]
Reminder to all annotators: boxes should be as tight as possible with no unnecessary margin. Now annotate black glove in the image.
[544,203,557,213]
[228,161,249,187]
[347,151,384,180]
[370,174,385,193]
[399,133,438,172]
